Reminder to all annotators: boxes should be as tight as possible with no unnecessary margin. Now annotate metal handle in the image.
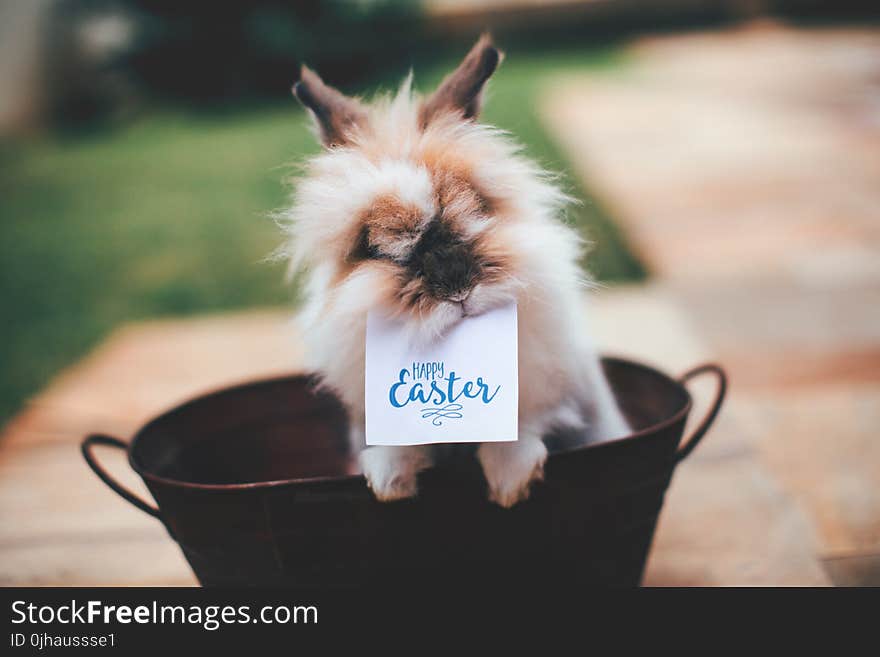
[675,364,727,463]
[81,434,162,519]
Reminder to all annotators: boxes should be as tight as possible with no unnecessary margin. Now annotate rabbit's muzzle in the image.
[409,221,481,302]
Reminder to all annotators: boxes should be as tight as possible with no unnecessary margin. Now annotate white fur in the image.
[280,81,630,508]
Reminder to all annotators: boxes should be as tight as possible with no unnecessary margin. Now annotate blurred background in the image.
[1,0,878,586]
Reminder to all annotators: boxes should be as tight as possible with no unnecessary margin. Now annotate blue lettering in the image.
[477,377,500,403]
[390,369,409,407]
[388,367,501,410]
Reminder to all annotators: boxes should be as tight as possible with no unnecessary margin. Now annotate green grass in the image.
[0,45,643,424]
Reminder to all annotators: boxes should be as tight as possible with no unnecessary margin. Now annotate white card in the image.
[365,304,518,446]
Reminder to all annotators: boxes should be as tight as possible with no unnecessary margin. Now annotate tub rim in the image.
[122,355,696,492]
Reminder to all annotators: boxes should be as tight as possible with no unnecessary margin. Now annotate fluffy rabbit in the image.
[280,35,630,507]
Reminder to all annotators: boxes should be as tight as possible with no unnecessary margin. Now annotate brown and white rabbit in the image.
[280,35,630,507]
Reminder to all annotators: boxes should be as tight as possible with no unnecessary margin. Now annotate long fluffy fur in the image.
[279,73,629,507]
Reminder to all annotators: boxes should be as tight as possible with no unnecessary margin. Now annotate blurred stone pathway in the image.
[541,22,880,585]
[0,312,304,586]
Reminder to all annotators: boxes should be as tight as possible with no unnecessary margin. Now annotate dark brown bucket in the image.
[82,357,725,588]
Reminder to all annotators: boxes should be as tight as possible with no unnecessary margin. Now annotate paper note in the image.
[365,304,518,446]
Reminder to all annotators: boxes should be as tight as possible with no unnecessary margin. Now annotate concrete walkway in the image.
[541,23,880,585]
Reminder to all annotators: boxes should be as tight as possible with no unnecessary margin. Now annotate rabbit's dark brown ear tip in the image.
[292,80,315,110]
[478,33,502,59]
[292,81,317,116]
[292,66,314,102]
[292,65,319,104]
[480,46,501,80]
[290,65,366,148]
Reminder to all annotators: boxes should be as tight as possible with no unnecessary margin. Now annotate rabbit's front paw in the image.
[360,446,430,502]
[477,438,547,508]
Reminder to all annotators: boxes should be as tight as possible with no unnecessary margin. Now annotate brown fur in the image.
[362,194,427,256]
[345,166,497,314]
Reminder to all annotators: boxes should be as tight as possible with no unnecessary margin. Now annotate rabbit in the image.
[279,35,630,508]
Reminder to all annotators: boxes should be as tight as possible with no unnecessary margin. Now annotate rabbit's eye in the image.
[348,226,382,262]
[355,193,432,262]
[475,191,492,216]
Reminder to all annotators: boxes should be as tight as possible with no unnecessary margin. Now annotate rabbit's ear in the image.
[293,66,367,148]
[419,33,502,127]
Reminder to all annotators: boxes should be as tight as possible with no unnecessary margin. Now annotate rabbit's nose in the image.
[447,289,471,303]
[419,246,478,299]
